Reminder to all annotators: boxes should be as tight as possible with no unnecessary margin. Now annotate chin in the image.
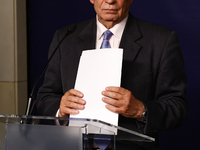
[103,15,118,21]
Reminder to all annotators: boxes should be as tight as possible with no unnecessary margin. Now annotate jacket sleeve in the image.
[145,31,188,135]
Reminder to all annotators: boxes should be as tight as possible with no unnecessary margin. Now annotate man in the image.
[37,0,188,149]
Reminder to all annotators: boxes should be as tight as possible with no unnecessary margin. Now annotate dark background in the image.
[27,0,200,149]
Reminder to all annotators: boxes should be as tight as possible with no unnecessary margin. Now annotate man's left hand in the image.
[102,86,144,119]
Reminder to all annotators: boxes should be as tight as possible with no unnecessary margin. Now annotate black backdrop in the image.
[27,0,200,149]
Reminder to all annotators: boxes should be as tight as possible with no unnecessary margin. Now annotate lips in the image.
[103,9,118,13]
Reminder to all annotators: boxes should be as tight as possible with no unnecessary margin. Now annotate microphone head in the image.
[68,24,77,33]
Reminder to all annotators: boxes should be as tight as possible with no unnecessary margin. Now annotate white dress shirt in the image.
[96,15,128,49]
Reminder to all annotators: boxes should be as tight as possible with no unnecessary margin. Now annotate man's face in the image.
[90,0,133,28]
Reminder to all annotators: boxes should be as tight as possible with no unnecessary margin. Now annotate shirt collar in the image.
[96,15,128,40]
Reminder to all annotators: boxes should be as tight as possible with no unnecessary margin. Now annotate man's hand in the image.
[58,89,86,118]
[102,86,144,119]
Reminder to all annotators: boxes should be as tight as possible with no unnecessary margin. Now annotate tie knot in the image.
[103,30,113,40]
[100,30,113,49]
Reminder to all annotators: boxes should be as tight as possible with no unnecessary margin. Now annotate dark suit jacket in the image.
[37,13,188,150]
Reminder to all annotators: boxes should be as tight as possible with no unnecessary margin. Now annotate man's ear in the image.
[90,0,94,4]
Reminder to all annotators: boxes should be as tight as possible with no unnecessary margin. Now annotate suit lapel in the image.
[120,14,142,77]
[78,19,97,51]
[66,19,96,90]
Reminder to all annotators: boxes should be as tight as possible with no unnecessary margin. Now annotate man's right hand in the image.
[58,89,86,118]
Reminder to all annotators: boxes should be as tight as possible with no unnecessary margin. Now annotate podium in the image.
[0,115,155,150]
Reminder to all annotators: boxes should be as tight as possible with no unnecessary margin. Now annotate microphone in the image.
[25,24,77,116]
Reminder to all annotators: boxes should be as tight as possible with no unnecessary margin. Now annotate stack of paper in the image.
[70,49,123,129]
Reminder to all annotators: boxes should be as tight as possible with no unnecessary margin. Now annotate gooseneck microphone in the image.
[26,24,77,116]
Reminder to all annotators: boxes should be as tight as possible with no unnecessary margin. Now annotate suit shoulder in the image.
[57,18,95,35]
[135,17,174,35]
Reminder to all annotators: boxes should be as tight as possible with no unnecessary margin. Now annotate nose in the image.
[104,0,116,4]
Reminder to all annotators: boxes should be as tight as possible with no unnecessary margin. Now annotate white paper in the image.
[69,49,123,133]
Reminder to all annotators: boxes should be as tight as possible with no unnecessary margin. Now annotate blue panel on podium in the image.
[6,124,82,150]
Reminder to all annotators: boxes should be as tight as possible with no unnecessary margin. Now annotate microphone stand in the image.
[25,24,77,116]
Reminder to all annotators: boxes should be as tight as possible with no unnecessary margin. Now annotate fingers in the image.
[102,86,144,118]
[102,86,128,114]
[67,89,84,98]
[65,89,85,104]
[59,87,144,119]
[105,86,127,94]
[102,86,131,102]
[59,89,86,117]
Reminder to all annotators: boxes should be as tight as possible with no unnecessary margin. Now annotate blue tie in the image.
[94,30,113,150]
[100,30,113,49]
[95,138,111,150]
[95,31,113,150]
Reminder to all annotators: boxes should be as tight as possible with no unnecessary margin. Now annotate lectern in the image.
[0,115,154,150]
